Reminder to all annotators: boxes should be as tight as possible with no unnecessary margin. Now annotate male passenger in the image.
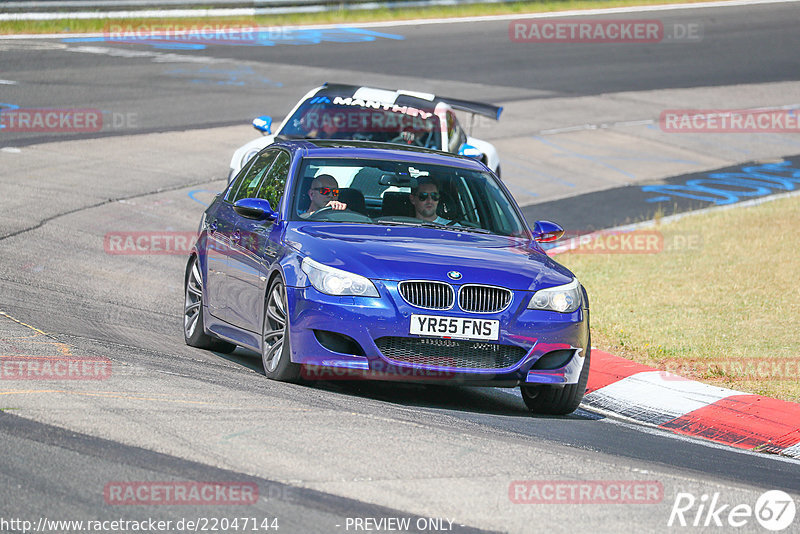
[409,177,450,225]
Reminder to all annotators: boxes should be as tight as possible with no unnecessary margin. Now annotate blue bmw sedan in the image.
[184,139,590,414]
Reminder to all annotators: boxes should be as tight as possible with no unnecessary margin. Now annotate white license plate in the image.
[409,314,499,341]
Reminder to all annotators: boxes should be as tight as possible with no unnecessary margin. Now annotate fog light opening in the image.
[313,330,366,356]
[531,349,576,370]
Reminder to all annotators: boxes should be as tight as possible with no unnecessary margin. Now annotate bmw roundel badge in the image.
[447,271,463,280]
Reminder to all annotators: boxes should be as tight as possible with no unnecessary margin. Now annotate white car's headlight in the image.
[301,257,379,297]
[528,279,581,313]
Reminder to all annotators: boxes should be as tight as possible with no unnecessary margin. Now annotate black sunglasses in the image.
[416,192,440,201]
[314,187,339,196]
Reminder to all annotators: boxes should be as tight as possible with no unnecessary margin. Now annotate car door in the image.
[204,160,255,318]
[212,150,279,325]
[224,149,290,333]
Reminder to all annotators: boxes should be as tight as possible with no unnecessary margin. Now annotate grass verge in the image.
[2,0,725,35]
[557,194,800,402]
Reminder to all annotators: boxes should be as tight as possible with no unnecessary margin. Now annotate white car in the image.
[228,83,503,181]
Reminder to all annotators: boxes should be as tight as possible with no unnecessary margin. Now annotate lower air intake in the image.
[375,336,526,369]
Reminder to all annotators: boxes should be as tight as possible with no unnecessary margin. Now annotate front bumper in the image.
[287,281,589,386]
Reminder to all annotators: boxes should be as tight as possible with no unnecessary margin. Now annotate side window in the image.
[228,150,279,203]
[225,158,256,202]
[254,151,291,209]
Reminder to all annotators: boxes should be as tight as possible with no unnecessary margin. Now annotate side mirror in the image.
[532,220,564,243]
[233,198,278,221]
[458,143,483,159]
[252,115,272,135]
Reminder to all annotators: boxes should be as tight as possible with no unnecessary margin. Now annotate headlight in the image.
[528,279,581,313]
[301,257,379,297]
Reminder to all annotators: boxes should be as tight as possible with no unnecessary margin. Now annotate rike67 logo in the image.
[668,490,796,531]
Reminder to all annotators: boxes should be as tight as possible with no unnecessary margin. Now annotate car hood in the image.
[285,223,574,291]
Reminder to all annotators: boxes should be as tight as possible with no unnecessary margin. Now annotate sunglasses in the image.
[314,187,339,196]
[415,192,440,201]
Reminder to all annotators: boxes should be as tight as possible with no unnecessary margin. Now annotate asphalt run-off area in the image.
[1,1,799,533]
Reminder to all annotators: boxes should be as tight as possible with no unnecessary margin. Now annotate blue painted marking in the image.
[152,43,207,50]
[642,160,800,205]
[63,27,405,50]
[188,189,219,207]
[0,102,20,130]
[335,27,407,40]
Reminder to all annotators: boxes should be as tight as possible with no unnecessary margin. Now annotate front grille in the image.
[398,281,454,310]
[375,336,527,369]
[458,284,513,313]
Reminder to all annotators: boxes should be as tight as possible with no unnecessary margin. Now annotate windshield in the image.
[291,157,529,238]
[279,97,442,150]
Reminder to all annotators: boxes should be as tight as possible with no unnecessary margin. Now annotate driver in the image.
[409,177,451,225]
[300,174,347,218]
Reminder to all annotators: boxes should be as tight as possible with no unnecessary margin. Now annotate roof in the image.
[270,138,488,171]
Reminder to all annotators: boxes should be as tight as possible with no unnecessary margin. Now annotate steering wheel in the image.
[306,206,371,222]
[307,205,334,216]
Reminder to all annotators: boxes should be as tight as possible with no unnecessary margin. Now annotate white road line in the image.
[0,80,19,85]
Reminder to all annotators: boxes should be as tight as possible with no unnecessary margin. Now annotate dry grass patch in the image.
[558,194,800,402]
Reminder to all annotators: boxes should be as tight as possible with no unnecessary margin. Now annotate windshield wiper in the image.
[372,221,420,227]
[408,222,496,235]
[441,225,493,235]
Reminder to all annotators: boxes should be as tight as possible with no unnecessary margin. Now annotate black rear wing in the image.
[433,96,503,121]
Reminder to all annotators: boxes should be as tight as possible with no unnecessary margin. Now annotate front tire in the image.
[261,278,300,381]
[521,348,590,415]
[183,256,236,353]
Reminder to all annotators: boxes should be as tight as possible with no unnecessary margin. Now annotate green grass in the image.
[558,194,800,402]
[1,0,726,34]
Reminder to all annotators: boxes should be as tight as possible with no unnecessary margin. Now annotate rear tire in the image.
[521,347,590,415]
[261,277,300,381]
[183,256,236,354]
